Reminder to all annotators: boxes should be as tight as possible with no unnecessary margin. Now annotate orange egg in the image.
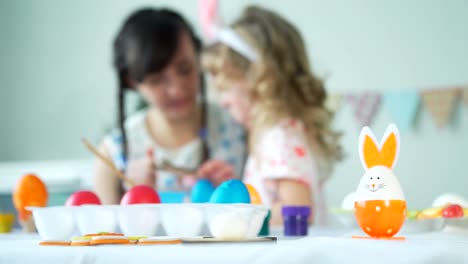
[12,174,48,220]
[245,184,262,204]
[354,200,406,237]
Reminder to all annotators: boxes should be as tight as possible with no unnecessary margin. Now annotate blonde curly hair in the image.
[203,6,342,176]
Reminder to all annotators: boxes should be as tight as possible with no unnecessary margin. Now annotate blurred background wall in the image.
[1,0,467,209]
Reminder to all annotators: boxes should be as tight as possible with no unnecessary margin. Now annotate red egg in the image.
[120,185,160,205]
[65,190,101,206]
[442,204,464,218]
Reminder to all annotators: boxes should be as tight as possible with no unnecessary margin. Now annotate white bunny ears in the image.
[358,124,400,171]
[198,0,258,61]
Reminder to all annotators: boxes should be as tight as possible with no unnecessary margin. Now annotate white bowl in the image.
[75,205,118,235]
[245,207,268,237]
[205,204,268,239]
[28,206,75,240]
[118,204,160,236]
[441,217,468,229]
[161,204,204,237]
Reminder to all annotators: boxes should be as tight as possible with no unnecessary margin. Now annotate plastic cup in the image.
[282,206,311,236]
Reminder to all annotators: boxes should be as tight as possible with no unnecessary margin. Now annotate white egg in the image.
[209,212,248,240]
[341,192,356,210]
[432,193,468,208]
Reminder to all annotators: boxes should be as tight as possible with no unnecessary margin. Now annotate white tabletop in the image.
[1,227,468,264]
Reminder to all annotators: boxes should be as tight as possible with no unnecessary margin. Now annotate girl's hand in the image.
[197,160,236,186]
[270,179,312,226]
[125,150,157,189]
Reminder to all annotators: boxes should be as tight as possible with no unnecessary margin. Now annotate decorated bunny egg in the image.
[354,124,406,238]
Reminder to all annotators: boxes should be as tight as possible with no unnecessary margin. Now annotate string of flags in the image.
[326,86,468,130]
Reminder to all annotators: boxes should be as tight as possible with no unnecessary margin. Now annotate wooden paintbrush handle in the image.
[81,138,136,187]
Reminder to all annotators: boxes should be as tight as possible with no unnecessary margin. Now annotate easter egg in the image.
[354,167,406,237]
[355,199,406,237]
[442,204,464,218]
[65,190,101,206]
[13,174,48,221]
[354,125,406,238]
[245,184,262,204]
[191,179,215,203]
[121,185,160,205]
[209,179,250,203]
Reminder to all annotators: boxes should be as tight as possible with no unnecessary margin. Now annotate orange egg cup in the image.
[354,200,406,238]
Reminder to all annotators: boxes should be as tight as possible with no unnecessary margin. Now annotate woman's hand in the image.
[196,160,236,186]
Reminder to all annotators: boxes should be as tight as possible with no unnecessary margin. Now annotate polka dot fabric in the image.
[244,119,328,225]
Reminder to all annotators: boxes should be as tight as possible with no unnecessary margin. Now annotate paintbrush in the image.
[81,138,136,187]
[146,149,198,177]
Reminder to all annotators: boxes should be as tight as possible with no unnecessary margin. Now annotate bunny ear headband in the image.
[198,0,258,62]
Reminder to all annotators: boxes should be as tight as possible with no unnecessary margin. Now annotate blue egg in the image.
[191,179,215,203]
[209,179,251,203]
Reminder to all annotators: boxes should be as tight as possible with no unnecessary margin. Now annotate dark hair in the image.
[113,8,208,169]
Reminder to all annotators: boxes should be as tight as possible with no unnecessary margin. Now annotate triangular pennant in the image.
[422,89,458,128]
[462,87,468,107]
[325,93,342,113]
[346,92,381,127]
[383,90,420,131]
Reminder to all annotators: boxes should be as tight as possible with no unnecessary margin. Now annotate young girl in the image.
[94,8,246,204]
[202,6,342,225]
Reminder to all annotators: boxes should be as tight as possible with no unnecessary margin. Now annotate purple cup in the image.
[282,206,311,236]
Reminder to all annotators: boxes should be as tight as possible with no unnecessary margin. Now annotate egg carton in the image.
[27,204,268,241]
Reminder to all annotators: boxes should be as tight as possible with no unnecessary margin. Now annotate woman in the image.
[94,8,246,204]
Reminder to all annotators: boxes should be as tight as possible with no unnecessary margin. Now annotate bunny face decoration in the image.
[354,124,406,238]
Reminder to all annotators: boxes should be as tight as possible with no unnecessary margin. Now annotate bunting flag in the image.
[422,89,458,128]
[462,87,468,107]
[326,93,342,113]
[383,90,420,131]
[329,84,467,129]
[346,92,381,127]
